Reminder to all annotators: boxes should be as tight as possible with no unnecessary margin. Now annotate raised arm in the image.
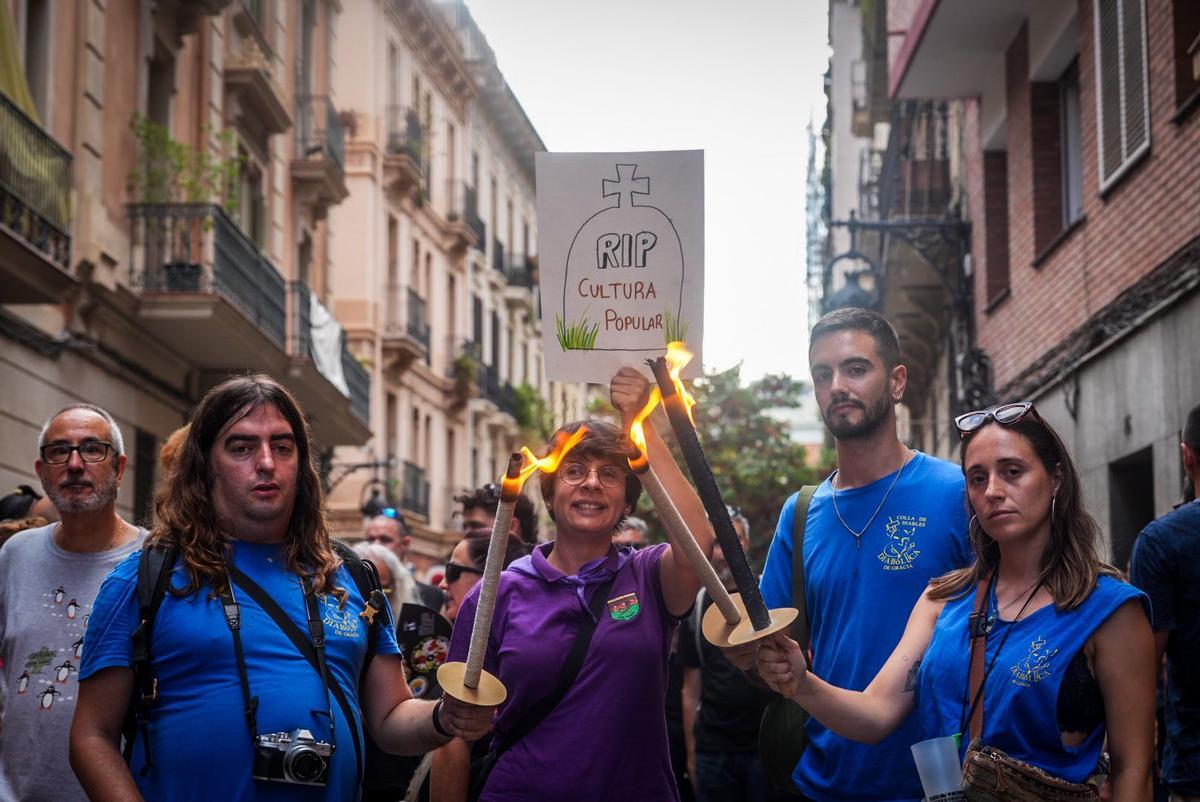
[756,589,942,744]
[1092,599,1155,802]
[610,366,715,617]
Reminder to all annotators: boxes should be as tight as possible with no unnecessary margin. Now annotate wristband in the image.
[431,699,453,738]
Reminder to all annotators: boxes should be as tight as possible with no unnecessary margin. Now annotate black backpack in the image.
[122,539,388,784]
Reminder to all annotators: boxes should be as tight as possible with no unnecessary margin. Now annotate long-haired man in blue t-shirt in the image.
[725,307,972,801]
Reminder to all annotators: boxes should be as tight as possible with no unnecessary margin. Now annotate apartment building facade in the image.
[821,0,1199,564]
[328,0,587,567]
[1,0,368,523]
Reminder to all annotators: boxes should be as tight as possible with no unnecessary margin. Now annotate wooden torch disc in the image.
[725,606,800,647]
[437,661,508,707]
[701,592,747,648]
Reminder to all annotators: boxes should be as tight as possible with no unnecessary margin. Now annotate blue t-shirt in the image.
[1130,499,1200,794]
[79,542,401,802]
[760,452,971,802]
[917,576,1147,783]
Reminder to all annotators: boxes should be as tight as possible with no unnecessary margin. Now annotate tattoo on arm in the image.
[903,660,921,693]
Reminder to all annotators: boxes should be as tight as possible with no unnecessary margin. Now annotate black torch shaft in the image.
[648,358,771,631]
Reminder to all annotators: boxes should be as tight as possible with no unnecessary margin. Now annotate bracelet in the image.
[431,699,453,738]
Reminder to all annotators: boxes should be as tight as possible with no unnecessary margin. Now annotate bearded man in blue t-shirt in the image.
[70,375,493,802]
[726,308,972,801]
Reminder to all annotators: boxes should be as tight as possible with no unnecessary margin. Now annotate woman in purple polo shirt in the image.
[444,369,714,801]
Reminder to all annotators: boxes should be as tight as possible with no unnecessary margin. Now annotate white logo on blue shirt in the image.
[320,595,361,638]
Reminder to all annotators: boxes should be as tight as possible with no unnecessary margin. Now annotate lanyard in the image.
[219,573,338,752]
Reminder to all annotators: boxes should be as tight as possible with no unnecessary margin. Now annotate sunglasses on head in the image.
[954,402,1039,437]
[445,562,484,583]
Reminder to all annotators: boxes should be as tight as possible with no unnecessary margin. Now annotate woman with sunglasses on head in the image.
[756,402,1156,801]
[437,369,714,802]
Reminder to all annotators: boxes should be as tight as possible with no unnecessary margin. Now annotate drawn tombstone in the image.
[559,164,685,352]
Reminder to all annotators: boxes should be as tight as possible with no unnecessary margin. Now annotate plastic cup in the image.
[910,736,965,801]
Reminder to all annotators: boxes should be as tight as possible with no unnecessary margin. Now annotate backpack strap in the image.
[789,486,817,651]
[331,539,389,681]
[124,545,177,771]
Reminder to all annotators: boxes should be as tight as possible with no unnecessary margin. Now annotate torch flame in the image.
[504,426,590,495]
[665,341,698,425]
[627,387,662,461]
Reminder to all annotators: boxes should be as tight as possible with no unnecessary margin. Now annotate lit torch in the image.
[625,389,744,645]
[648,342,797,647]
[439,428,589,706]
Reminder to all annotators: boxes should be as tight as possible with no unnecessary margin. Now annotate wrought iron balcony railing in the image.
[290,280,313,360]
[504,254,536,289]
[407,287,431,351]
[0,91,71,269]
[295,95,345,172]
[464,183,486,248]
[128,203,287,348]
[863,100,953,222]
[385,105,425,169]
[402,460,430,518]
[341,336,370,424]
[492,238,505,273]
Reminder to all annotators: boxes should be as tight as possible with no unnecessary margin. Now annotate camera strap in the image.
[220,571,340,759]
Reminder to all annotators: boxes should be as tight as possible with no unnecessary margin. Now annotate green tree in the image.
[635,365,830,570]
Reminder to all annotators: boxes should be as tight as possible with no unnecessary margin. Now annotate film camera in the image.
[251,728,334,786]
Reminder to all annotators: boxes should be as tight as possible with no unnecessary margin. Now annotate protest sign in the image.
[535,151,704,382]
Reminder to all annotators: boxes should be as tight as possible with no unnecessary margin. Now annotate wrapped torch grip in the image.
[648,358,772,631]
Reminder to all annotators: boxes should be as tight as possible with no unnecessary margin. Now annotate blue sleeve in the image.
[760,492,798,610]
[78,552,141,680]
[375,596,401,656]
[1129,524,1175,631]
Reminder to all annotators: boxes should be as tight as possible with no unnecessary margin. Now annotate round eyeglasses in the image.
[40,442,113,464]
[558,462,627,489]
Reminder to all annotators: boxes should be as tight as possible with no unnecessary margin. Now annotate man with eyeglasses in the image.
[725,307,972,801]
[0,403,144,802]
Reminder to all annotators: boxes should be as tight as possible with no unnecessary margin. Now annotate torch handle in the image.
[649,360,772,630]
[463,497,517,688]
[640,464,741,626]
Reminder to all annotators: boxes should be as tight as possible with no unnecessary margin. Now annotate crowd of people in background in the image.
[0,306,1196,802]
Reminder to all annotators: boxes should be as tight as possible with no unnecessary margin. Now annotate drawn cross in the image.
[602,164,650,208]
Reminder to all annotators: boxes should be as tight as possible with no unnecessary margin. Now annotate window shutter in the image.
[1094,0,1150,190]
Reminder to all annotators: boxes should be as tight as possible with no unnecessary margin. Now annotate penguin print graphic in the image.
[66,599,79,619]
[38,685,61,710]
[53,586,65,605]
[16,670,30,694]
[73,636,85,658]
[55,660,76,683]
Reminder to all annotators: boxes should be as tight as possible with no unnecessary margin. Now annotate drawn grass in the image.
[663,310,689,345]
[556,313,599,351]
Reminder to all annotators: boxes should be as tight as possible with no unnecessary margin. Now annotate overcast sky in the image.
[462,0,831,381]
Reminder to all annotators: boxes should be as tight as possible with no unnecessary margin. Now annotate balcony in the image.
[224,9,290,136]
[0,91,74,302]
[503,253,537,312]
[464,184,486,250]
[384,105,424,197]
[381,284,430,375]
[859,101,954,223]
[287,281,371,445]
[401,460,430,520]
[160,0,234,36]
[292,95,348,217]
[441,180,478,255]
[491,238,505,274]
[130,203,288,354]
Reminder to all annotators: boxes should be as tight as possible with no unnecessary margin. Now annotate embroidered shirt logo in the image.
[1010,636,1059,686]
[320,594,362,638]
[607,592,641,621]
[877,515,923,571]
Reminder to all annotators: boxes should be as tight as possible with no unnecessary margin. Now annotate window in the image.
[236,146,266,246]
[147,41,175,130]
[1093,0,1150,191]
[983,151,1010,306]
[1171,0,1200,111]
[1059,62,1083,226]
[20,0,51,121]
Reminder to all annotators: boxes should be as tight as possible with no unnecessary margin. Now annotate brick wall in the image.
[971,0,1200,393]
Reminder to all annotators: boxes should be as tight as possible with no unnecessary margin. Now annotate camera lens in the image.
[284,747,326,784]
